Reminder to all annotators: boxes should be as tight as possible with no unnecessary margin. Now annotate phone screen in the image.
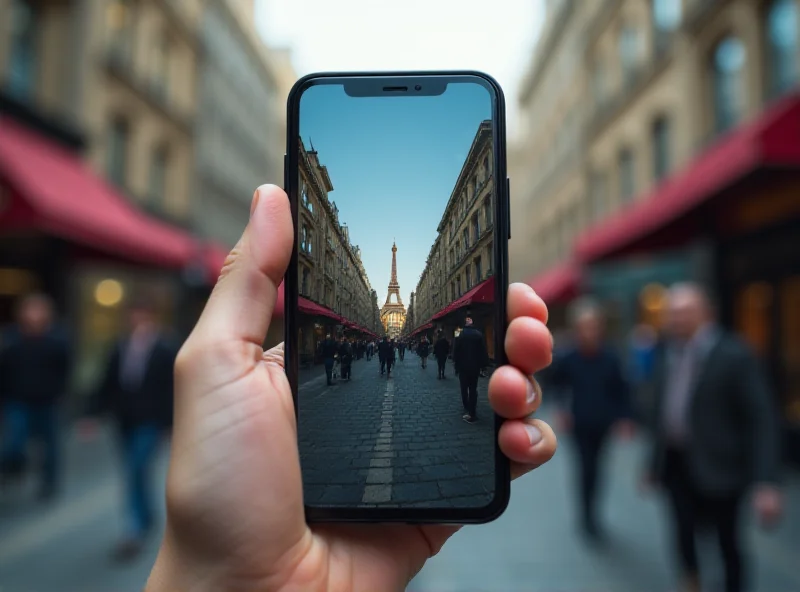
[293,75,504,514]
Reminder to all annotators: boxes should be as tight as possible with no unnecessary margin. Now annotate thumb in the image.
[192,185,293,347]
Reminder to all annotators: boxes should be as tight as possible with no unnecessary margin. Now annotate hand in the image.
[555,410,572,433]
[614,419,636,440]
[753,484,782,529]
[146,185,557,592]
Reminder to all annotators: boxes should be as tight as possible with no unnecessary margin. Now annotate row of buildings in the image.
[296,137,382,363]
[0,0,295,392]
[402,120,497,358]
[510,0,799,460]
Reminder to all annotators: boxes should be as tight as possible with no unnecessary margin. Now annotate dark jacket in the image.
[453,327,488,376]
[434,337,450,359]
[548,345,631,430]
[0,326,71,405]
[417,340,430,357]
[648,332,781,495]
[378,340,394,362]
[89,333,179,430]
[321,339,338,359]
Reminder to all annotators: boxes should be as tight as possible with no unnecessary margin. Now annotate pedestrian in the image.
[0,293,70,500]
[339,338,353,381]
[547,297,634,542]
[378,335,394,378]
[84,298,179,561]
[320,333,337,385]
[434,330,450,379]
[642,283,782,592]
[417,336,430,369]
[452,317,489,423]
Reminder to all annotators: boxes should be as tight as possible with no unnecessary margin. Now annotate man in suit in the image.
[378,336,395,378]
[320,334,338,385]
[452,317,489,423]
[88,299,179,561]
[547,298,634,541]
[433,330,450,379]
[644,283,782,592]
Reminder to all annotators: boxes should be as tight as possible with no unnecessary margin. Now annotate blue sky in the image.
[300,82,491,307]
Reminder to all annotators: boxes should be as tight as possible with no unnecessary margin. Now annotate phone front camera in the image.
[415,85,422,91]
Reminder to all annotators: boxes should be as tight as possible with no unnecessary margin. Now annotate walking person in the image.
[85,299,179,561]
[452,317,489,423]
[643,283,782,592]
[378,336,394,378]
[417,336,430,369]
[398,340,406,361]
[434,331,450,379]
[320,334,338,386]
[339,338,353,381]
[547,298,634,542]
[0,293,70,500]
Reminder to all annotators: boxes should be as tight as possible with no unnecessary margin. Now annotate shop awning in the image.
[411,322,433,337]
[525,261,581,304]
[575,92,800,263]
[298,297,342,322]
[431,276,495,321]
[0,117,196,268]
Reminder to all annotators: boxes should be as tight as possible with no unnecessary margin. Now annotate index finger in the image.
[507,283,548,325]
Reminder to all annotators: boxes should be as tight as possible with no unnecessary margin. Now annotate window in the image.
[474,175,480,197]
[619,25,640,84]
[149,145,169,205]
[456,276,462,295]
[300,224,309,253]
[483,155,490,179]
[152,32,170,98]
[107,118,129,188]
[301,268,309,295]
[652,116,671,182]
[618,148,635,202]
[466,266,472,289]
[472,214,480,241]
[8,0,38,99]
[712,36,747,134]
[475,257,482,282]
[593,58,607,105]
[591,171,608,220]
[106,0,134,61]
[766,0,798,99]
[462,228,470,250]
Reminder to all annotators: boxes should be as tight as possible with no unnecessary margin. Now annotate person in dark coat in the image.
[0,293,70,499]
[320,334,338,386]
[417,336,430,369]
[85,299,179,561]
[397,340,406,361]
[433,331,450,379]
[378,336,395,377]
[339,338,353,381]
[547,298,634,542]
[643,283,782,592]
[452,317,489,423]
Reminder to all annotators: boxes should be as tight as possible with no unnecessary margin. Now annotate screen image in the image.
[295,80,498,509]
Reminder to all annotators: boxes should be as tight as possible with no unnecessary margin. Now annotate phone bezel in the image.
[284,71,511,524]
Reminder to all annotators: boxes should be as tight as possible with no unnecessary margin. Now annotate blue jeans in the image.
[1,401,59,492]
[120,424,161,538]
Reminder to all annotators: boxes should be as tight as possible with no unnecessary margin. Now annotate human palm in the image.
[147,185,556,592]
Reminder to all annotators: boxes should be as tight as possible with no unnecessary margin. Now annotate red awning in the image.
[298,297,341,322]
[526,261,581,304]
[575,92,800,263]
[0,117,196,268]
[411,323,433,336]
[431,276,495,321]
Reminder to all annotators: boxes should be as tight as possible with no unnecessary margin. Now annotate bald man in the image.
[645,283,782,592]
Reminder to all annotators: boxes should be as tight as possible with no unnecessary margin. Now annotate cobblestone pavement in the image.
[298,355,496,508]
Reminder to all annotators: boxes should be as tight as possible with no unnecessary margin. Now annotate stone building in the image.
[405,119,496,356]
[296,137,381,358]
[513,0,800,461]
[193,0,285,247]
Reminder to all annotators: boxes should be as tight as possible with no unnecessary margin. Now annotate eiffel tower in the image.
[380,240,406,338]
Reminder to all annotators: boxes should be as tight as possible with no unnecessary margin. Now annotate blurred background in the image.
[0,0,798,590]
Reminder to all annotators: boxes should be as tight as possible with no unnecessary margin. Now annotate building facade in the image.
[406,120,496,354]
[194,0,285,247]
[515,0,800,460]
[296,137,381,356]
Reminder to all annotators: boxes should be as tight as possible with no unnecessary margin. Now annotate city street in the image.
[1,391,799,591]
[298,355,495,508]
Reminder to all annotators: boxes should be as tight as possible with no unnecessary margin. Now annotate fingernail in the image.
[526,377,538,405]
[525,423,542,446]
[250,189,260,219]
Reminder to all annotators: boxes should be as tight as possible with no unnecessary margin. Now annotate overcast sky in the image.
[255,0,546,133]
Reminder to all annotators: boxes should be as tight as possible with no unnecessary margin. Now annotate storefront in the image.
[574,93,800,465]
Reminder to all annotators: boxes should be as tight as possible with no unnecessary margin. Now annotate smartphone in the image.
[284,71,510,523]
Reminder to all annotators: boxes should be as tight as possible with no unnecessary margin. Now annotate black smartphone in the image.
[284,71,510,523]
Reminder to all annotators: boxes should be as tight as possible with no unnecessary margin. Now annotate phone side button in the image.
[283,154,288,193]
[506,177,511,240]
